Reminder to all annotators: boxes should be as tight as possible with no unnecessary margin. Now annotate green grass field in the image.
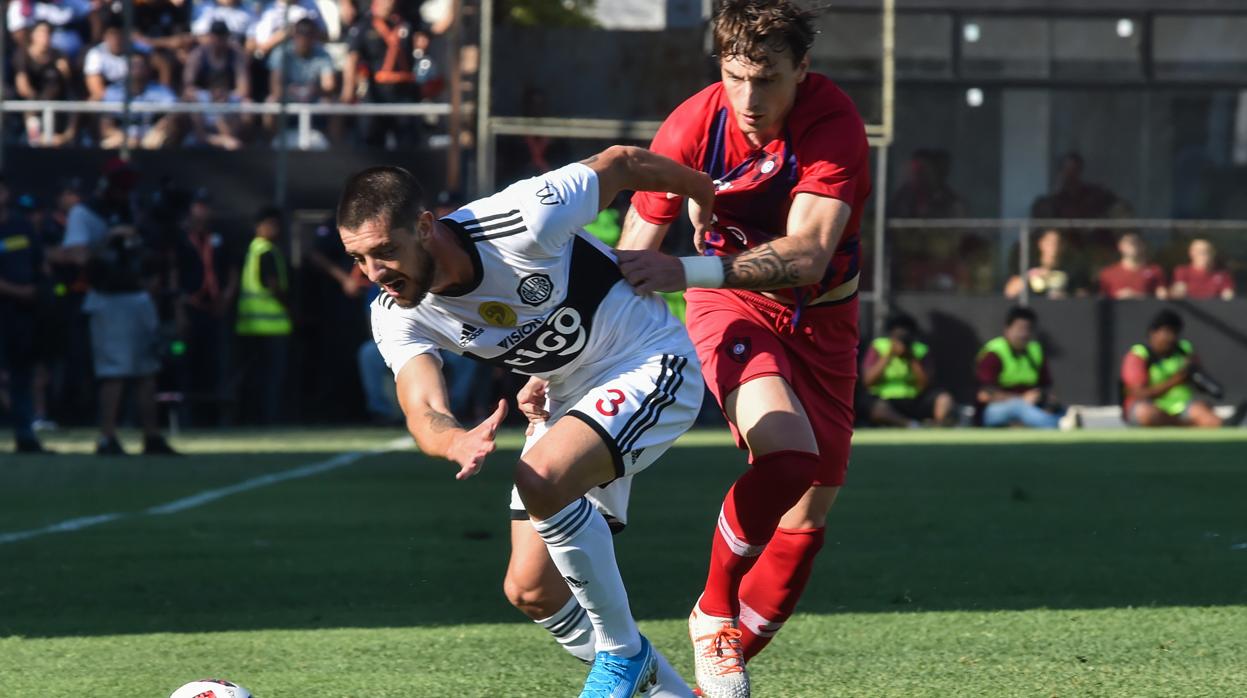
[2,428,1246,697]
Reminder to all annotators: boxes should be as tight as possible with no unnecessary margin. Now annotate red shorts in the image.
[685,288,858,487]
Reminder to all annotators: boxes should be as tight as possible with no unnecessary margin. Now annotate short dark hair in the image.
[294,17,318,35]
[885,312,917,334]
[255,205,282,225]
[1149,309,1184,334]
[337,166,426,233]
[1005,306,1037,327]
[713,0,816,67]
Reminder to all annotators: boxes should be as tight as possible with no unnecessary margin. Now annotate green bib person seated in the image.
[862,313,954,426]
[1120,310,1222,428]
[975,306,1079,430]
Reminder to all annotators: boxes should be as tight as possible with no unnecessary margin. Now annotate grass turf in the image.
[2,428,1246,696]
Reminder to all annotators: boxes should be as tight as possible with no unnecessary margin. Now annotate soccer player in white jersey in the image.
[337,146,714,698]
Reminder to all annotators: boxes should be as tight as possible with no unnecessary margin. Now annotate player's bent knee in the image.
[502,572,564,619]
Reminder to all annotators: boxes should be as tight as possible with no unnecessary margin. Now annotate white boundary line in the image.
[0,437,411,546]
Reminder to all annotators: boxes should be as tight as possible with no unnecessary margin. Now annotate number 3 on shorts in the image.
[596,389,627,416]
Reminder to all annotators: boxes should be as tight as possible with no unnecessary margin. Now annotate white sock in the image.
[535,596,594,663]
[532,497,641,657]
[536,596,694,697]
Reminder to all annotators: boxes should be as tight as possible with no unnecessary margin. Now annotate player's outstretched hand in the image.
[517,377,550,436]
[448,399,507,481]
[617,249,686,295]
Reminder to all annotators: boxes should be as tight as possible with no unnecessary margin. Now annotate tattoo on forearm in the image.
[580,154,600,165]
[425,409,462,434]
[721,246,803,289]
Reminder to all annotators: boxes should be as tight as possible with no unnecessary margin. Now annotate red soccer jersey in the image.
[1098,262,1166,299]
[632,73,871,299]
[1173,265,1234,299]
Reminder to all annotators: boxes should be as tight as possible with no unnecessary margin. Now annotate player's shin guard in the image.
[699,451,819,618]
[737,526,826,661]
[533,497,642,657]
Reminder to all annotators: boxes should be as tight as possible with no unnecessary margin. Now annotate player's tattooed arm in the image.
[718,193,855,291]
[720,245,803,289]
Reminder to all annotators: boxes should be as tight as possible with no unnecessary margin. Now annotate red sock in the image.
[737,526,826,661]
[698,450,819,618]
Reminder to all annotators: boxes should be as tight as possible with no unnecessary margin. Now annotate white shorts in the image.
[509,351,703,529]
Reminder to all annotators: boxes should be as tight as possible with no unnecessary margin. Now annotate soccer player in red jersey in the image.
[616,2,871,695]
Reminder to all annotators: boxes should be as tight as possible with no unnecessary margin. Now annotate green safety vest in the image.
[236,237,292,336]
[868,337,929,399]
[978,336,1044,389]
[1129,340,1193,415]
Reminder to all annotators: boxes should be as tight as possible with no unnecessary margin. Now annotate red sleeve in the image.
[630,100,705,226]
[1121,352,1148,389]
[790,110,869,206]
[976,353,1002,387]
[1098,267,1117,297]
[1173,266,1189,285]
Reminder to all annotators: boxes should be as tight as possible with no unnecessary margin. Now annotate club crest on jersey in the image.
[727,337,752,363]
[517,273,554,306]
[536,182,563,206]
[478,301,517,327]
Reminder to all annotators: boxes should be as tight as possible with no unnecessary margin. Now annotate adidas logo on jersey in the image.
[459,323,484,347]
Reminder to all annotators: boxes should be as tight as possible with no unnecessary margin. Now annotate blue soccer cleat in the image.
[579,634,659,698]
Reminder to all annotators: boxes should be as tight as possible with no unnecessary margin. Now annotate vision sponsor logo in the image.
[497,316,546,349]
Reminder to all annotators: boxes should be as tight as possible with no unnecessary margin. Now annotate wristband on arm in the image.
[680,255,724,289]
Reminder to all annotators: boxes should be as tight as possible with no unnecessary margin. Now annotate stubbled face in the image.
[1004,318,1033,350]
[1189,240,1213,269]
[341,213,436,309]
[1149,326,1177,354]
[720,44,807,143]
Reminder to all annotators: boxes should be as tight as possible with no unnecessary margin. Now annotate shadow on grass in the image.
[2,441,1245,638]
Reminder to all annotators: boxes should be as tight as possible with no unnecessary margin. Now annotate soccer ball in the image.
[169,679,252,698]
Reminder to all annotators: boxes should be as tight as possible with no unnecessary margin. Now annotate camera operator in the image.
[1121,310,1222,428]
[861,313,955,427]
[975,306,1079,430]
[50,159,178,455]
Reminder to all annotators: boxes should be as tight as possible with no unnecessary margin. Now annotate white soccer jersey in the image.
[371,162,693,399]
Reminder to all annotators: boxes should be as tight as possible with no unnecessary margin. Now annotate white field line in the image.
[0,436,411,546]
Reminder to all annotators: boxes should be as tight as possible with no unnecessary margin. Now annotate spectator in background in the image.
[0,176,51,453]
[52,160,178,455]
[128,0,193,87]
[1004,228,1089,300]
[175,189,239,426]
[1171,238,1235,300]
[187,74,248,150]
[100,54,182,149]
[1098,232,1167,300]
[342,0,425,148]
[1031,151,1131,219]
[84,21,147,100]
[1121,310,1221,428]
[235,207,292,425]
[888,148,967,219]
[14,22,78,147]
[266,18,337,145]
[862,313,955,428]
[975,307,1077,430]
[6,0,91,59]
[184,20,251,103]
[191,0,257,44]
[268,18,336,103]
[252,0,326,59]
